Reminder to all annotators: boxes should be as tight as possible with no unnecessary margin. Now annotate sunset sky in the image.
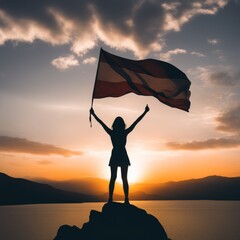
[0,0,240,184]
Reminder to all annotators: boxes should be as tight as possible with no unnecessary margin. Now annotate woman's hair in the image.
[112,117,126,130]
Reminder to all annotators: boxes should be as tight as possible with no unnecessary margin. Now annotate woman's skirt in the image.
[108,148,130,167]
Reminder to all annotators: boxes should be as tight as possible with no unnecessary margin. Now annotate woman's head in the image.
[112,117,126,131]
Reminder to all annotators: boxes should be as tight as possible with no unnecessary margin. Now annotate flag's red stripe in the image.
[94,81,190,111]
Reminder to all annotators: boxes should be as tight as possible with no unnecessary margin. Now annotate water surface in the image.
[0,201,239,240]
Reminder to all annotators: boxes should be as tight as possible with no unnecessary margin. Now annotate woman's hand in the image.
[145,104,150,113]
[90,108,95,115]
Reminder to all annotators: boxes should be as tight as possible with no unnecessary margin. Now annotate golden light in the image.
[114,164,143,184]
[114,147,150,184]
[128,166,143,184]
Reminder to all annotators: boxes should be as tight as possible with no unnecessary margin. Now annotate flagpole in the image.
[89,47,102,127]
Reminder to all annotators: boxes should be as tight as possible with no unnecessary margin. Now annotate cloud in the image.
[51,54,79,69]
[161,48,205,61]
[195,66,240,86]
[162,1,228,32]
[83,57,97,64]
[0,136,82,157]
[216,105,240,133]
[167,104,240,150]
[37,160,52,165]
[166,105,240,151]
[208,38,219,45]
[0,0,229,58]
[161,48,187,61]
[190,51,206,57]
[167,138,240,150]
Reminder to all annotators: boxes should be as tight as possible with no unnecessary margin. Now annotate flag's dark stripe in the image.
[133,72,191,99]
[94,81,190,111]
[101,49,190,85]
[134,72,165,98]
[101,50,143,95]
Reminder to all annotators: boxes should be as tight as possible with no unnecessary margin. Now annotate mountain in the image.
[35,177,120,196]
[1,173,240,205]
[38,175,240,201]
[36,178,160,200]
[0,172,99,205]
[145,176,240,200]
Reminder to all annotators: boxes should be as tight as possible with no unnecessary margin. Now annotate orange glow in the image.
[2,144,240,186]
[1,96,240,187]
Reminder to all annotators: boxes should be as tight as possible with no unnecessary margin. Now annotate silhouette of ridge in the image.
[0,172,98,205]
[1,172,240,205]
[54,202,170,240]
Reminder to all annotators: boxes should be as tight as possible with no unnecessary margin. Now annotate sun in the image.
[99,148,148,184]
[128,166,143,184]
[113,163,143,184]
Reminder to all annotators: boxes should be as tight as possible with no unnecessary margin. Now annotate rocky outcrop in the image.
[54,202,170,240]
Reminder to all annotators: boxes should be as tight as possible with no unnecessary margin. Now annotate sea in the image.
[0,200,240,240]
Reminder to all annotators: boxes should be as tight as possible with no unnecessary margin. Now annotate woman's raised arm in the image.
[90,108,112,134]
[126,105,149,134]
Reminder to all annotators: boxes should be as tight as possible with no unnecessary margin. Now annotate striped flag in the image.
[92,48,191,111]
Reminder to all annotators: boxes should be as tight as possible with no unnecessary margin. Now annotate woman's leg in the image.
[109,166,117,202]
[121,165,129,204]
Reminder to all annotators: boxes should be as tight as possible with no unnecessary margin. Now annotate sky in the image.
[0,0,240,184]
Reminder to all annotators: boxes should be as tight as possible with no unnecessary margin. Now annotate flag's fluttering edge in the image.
[92,49,191,111]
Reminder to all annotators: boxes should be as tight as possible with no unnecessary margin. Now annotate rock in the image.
[54,225,82,240]
[54,202,170,240]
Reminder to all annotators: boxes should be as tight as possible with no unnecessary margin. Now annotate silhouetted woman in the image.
[90,105,149,204]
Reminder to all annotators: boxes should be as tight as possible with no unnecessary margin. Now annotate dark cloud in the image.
[0,0,229,57]
[216,105,240,133]
[197,66,240,86]
[0,136,82,157]
[92,0,134,34]
[166,104,240,151]
[208,70,240,86]
[133,1,165,45]
[167,137,240,150]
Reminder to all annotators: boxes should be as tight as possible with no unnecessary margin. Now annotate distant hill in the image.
[0,172,99,205]
[35,177,119,196]
[38,175,240,201]
[145,176,240,200]
[1,173,240,205]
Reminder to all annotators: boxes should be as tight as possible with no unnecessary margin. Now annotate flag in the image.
[92,48,191,111]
